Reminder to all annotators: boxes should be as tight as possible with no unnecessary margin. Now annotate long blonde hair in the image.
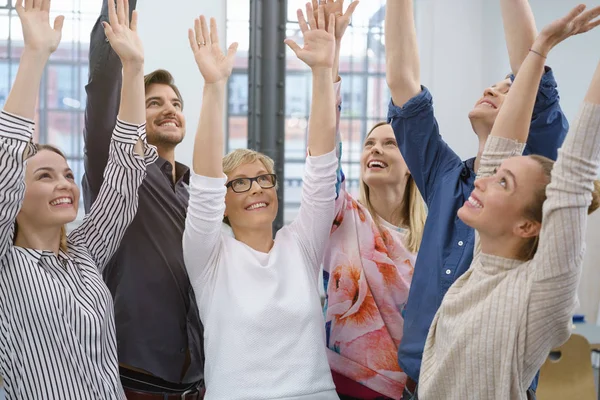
[358,122,427,253]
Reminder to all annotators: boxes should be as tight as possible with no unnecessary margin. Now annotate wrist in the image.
[122,60,145,74]
[204,80,227,92]
[21,48,51,64]
[311,66,333,76]
[531,37,552,58]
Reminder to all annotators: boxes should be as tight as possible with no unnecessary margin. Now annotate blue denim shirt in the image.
[388,68,568,387]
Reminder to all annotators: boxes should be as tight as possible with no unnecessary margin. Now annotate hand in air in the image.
[15,0,64,56]
[536,4,600,55]
[188,16,238,84]
[311,0,359,42]
[285,4,336,69]
[103,0,144,65]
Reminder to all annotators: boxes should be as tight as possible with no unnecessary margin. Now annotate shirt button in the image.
[458,241,464,246]
[446,269,452,275]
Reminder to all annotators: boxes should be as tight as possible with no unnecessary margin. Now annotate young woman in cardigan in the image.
[418,5,600,400]
[0,0,156,398]
[310,2,427,399]
[182,6,340,399]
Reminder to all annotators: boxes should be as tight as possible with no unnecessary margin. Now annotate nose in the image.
[55,175,72,190]
[370,143,383,155]
[249,180,263,195]
[474,176,489,191]
[483,86,497,98]
[161,102,177,116]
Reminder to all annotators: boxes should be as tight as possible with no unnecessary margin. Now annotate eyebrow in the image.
[230,170,269,180]
[145,97,182,104]
[34,167,73,174]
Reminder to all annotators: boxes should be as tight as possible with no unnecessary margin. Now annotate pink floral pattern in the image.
[323,191,416,399]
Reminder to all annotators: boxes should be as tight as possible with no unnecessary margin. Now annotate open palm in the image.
[16,0,64,55]
[103,0,143,64]
[539,4,600,51]
[286,5,336,69]
[188,16,238,84]
[313,0,359,41]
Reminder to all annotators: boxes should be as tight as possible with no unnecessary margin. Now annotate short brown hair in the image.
[520,155,600,260]
[144,69,184,109]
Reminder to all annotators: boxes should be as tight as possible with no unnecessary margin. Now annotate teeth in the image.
[246,202,267,210]
[480,102,494,108]
[160,122,177,127]
[50,198,72,206]
[468,196,483,209]
[368,160,387,168]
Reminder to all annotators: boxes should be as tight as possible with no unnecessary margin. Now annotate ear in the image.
[513,218,541,239]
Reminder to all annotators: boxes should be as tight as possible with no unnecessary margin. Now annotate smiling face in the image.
[144,83,186,148]
[224,159,279,233]
[360,123,409,188]
[468,77,512,133]
[17,149,80,230]
[458,156,547,241]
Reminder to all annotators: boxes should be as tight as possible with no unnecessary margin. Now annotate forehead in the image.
[366,124,395,140]
[145,83,179,101]
[492,77,512,90]
[499,156,544,183]
[26,150,69,172]
[228,160,269,179]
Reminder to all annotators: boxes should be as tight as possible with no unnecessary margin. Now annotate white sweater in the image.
[183,151,339,400]
[418,103,600,399]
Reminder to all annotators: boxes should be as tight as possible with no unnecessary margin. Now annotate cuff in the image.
[0,110,35,141]
[112,119,158,166]
[387,86,433,121]
[306,149,337,166]
[190,172,228,190]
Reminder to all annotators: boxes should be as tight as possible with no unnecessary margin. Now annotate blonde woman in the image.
[182,7,340,399]
[312,2,426,398]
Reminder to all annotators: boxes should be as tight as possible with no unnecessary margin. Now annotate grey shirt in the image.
[82,0,203,384]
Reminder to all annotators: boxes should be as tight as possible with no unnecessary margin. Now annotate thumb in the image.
[227,42,239,61]
[54,15,65,33]
[102,21,116,43]
[345,1,359,18]
[284,38,302,56]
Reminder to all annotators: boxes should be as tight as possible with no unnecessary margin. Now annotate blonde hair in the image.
[222,148,277,226]
[358,122,427,253]
[15,144,68,252]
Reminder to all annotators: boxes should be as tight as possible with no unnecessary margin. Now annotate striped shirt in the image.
[0,110,157,399]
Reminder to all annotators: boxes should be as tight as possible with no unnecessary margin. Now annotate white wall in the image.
[136,0,227,168]
[416,0,600,321]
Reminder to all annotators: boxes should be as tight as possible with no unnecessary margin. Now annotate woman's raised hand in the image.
[188,16,238,84]
[15,0,64,57]
[285,4,336,70]
[103,0,144,66]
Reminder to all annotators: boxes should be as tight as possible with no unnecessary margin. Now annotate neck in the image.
[232,225,274,253]
[14,224,62,255]
[478,230,525,261]
[367,178,409,227]
[157,146,176,182]
[471,120,492,172]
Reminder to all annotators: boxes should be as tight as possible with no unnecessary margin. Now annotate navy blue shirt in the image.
[388,68,568,385]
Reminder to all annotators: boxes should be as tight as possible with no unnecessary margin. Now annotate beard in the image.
[146,129,185,148]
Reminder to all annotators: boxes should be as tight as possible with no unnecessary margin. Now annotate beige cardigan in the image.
[418,103,600,400]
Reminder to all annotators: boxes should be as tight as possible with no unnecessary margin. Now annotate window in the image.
[1,0,101,214]
[226,0,388,223]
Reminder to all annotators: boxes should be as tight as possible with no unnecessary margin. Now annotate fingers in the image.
[284,38,302,56]
[562,4,586,24]
[41,0,50,12]
[194,17,204,46]
[130,10,138,31]
[31,0,39,10]
[210,17,219,46]
[107,0,118,27]
[102,20,116,43]
[201,15,211,46]
[576,5,600,28]
[188,28,199,52]
[116,0,126,26]
[53,15,64,33]
[306,2,317,30]
[318,4,325,29]
[15,0,24,14]
[327,13,335,35]
[298,9,309,34]
[227,42,239,62]
[124,0,130,26]
[583,17,600,33]
[24,0,32,11]
[312,0,319,19]
[345,0,359,18]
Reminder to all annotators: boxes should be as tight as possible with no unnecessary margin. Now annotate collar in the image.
[15,247,70,263]
[156,157,190,185]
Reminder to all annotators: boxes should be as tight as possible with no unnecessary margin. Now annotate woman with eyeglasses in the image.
[182,7,340,400]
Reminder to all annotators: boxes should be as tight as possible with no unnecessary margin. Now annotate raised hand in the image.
[15,0,64,56]
[188,16,238,85]
[312,0,359,42]
[285,4,336,70]
[103,0,143,65]
[535,4,600,56]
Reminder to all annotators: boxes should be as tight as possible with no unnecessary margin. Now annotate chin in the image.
[457,206,476,229]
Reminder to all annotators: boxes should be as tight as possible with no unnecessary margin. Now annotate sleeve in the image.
[512,67,569,161]
[289,150,338,279]
[473,136,526,259]
[182,173,227,286]
[69,119,157,273]
[82,0,138,212]
[524,103,600,380]
[0,111,35,260]
[387,87,463,205]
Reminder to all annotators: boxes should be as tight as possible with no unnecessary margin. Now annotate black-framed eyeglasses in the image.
[225,174,277,193]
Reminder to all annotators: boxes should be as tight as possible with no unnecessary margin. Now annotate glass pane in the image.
[227,0,250,24]
[285,73,310,117]
[367,76,389,119]
[0,12,9,55]
[46,64,80,110]
[0,61,8,108]
[228,116,247,151]
[339,74,365,117]
[228,73,248,115]
[79,64,88,104]
[46,111,80,157]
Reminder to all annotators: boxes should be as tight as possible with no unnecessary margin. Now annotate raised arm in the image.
[0,0,63,258]
[183,16,238,283]
[500,0,538,75]
[69,0,155,271]
[82,0,137,209]
[385,0,420,108]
